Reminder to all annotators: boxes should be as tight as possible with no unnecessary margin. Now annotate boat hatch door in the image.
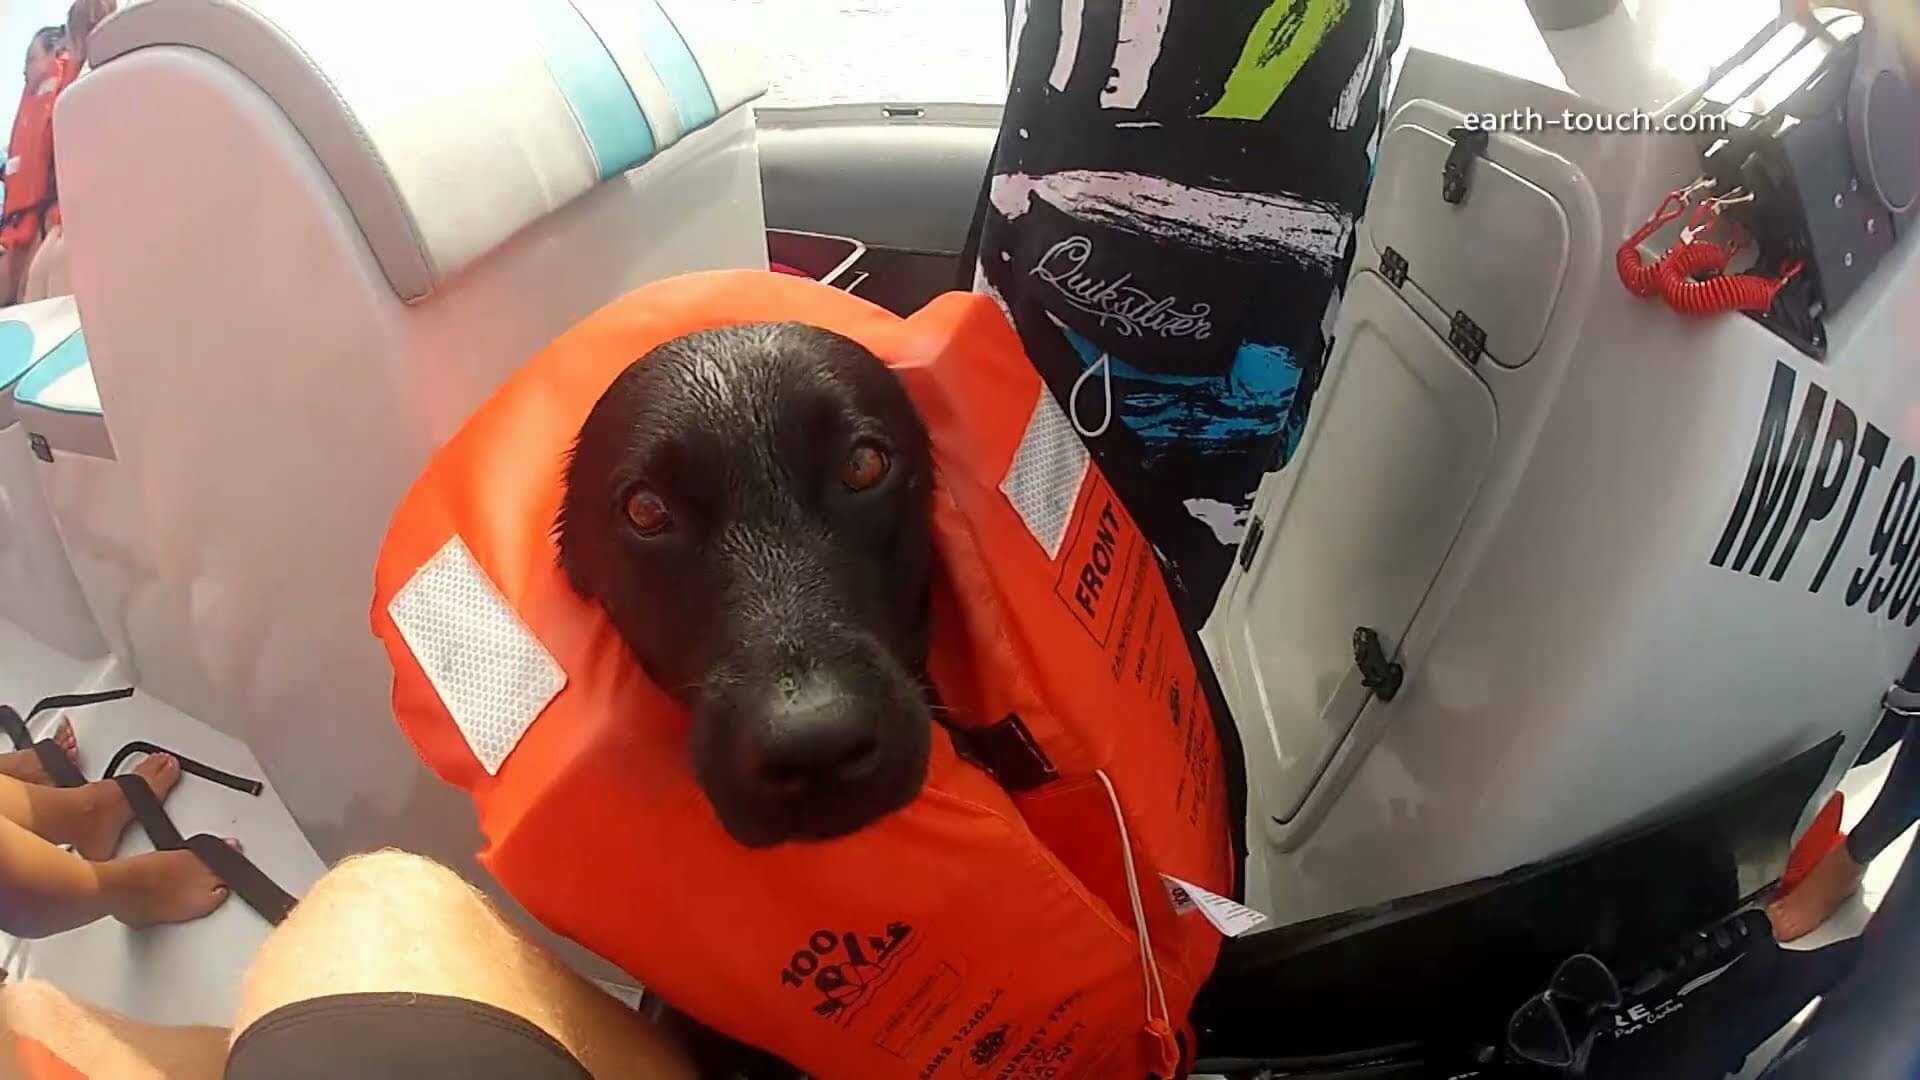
[1366,118,1571,367]
[1212,270,1497,826]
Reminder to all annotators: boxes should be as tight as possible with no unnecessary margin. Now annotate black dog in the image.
[555,322,935,848]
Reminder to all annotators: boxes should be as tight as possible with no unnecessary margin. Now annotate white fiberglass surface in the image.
[1400,0,1781,112]
[0,615,102,707]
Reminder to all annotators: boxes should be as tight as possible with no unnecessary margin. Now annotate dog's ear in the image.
[552,436,599,600]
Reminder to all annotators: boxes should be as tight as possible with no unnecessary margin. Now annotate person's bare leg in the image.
[0,812,229,938]
[22,227,62,303]
[0,980,224,1080]
[0,246,22,306]
[0,231,44,306]
[1771,719,1919,941]
[0,718,80,786]
[42,233,69,297]
[232,850,695,1079]
[1767,843,1868,941]
[0,754,182,860]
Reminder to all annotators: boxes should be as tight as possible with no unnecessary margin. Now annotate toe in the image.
[133,754,182,799]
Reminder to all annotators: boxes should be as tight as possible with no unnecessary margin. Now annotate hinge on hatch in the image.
[1381,246,1409,288]
[1239,516,1266,571]
[1352,627,1405,702]
[1443,127,1490,205]
[1448,310,1487,365]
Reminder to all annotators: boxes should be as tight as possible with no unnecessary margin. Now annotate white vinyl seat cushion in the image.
[87,0,764,302]
[44,0,767,906]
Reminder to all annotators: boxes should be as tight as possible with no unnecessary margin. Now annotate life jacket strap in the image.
[944,713,1059,793]
[1093,767,1179,1074]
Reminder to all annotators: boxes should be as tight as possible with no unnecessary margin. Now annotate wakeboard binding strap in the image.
[0,688,297,924]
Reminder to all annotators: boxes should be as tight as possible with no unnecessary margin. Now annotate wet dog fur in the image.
[554,322,935,847]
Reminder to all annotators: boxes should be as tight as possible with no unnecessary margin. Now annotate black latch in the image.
[1448,310,1487,365]
[1239,516,1266,571]
[1381,246,1409,288]
[1352,627,1404,702]
[946,713,1058,793]
[27,433,51,463]
[1443,127,1490,205]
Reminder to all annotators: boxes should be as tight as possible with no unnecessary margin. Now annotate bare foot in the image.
[1767,844,1867,942]
[100,845,234,928]
[0,718,78,785]
[72,755,181,861]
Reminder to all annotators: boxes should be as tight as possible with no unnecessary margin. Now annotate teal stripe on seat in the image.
[529,0,657,180]
[14,331,99,416]
[633,1,719,134]
[0,321,38,393]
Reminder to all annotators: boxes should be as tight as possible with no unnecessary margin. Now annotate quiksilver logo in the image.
[1031,236,1214,340]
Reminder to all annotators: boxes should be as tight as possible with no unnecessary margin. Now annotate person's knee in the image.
[309,849,474,905]
[234,851,493,1034]
[274,849,492,947]
[1,978,73,1023]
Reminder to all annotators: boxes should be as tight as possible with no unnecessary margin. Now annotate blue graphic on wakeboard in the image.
[1057,323,1301,460]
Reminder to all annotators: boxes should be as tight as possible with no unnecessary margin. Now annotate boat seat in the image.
[0,299,107,662]
[45,0,768,897]
[86,0,765,303]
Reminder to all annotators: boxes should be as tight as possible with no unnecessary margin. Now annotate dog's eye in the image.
[841,444,891,493]
[624,489,673,536]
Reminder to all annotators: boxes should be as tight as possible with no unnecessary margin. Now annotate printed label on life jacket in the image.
[920,986,1091,1080]
[777,920,922,1027]
[1173,675,1216,829]
[1054,473,1141,652]
[768,922,1103,1080]
[768,923,1104,1080]
[1053,470,1219,829]
[988,992,1091,1079]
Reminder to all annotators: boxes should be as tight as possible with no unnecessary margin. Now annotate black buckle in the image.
[1443,127,1490,205]
[946,713,1058,793]
[1352,627,1405,702]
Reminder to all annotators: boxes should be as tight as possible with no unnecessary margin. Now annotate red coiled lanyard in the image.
[1615,180,1803,316]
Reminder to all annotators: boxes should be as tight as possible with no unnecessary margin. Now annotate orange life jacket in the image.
[370,271,1238,1080]
[7,1036,83,1080]
[2,61,62,219]
[42,53,80,231]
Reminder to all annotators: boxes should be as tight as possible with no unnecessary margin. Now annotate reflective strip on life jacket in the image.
[371,271,1235,1080]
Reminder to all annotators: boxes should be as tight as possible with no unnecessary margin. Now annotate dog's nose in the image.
[754,676,882,790]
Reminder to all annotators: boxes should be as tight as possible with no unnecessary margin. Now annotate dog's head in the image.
[556,323,935,848]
